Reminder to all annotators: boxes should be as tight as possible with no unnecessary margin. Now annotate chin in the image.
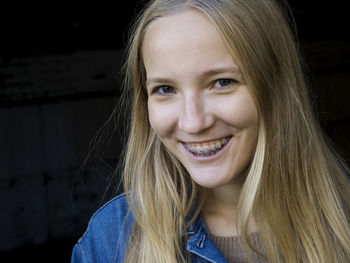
[188,168,238,189]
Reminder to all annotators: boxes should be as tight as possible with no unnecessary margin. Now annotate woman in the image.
[72,0,350,262]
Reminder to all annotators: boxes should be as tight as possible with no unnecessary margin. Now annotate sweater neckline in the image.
[210,231,260,239]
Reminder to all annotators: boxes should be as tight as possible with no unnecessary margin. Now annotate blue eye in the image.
[214,79,237,89]
[154,86,175,95]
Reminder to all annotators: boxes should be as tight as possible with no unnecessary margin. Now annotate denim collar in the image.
[186,213,228,263]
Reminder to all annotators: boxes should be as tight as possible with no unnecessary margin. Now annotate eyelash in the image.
[214,78,238,89]
[152,85,175,95]
[151,78,238,95]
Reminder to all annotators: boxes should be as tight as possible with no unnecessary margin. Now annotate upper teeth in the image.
[184,137,230,156]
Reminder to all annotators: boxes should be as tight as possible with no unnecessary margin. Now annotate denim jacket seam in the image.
[113,209,133,263]
[77,238,90,263]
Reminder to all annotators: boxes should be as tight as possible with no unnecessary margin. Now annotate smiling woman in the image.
[71,0,350,262]
[144,10,259,190]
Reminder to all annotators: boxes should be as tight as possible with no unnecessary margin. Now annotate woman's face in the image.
[143,10,259,188]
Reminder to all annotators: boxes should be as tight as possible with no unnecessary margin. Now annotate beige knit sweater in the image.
[210,232,268,263]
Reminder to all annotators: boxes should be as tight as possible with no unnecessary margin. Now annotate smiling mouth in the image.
[182,136,232,157]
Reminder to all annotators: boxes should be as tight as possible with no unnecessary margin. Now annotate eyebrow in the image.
[201,66,241,78]
[146,66,241,86]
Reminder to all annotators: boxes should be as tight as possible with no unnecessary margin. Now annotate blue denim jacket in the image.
[71,193,228,263]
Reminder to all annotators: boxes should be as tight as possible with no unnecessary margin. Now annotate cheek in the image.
[147,101,177,137]
[236,101,258,127]
[215,96,258,128]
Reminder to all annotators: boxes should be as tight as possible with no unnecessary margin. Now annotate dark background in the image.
[0,0,349,262]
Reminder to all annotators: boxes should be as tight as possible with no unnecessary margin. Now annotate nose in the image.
[178,94,214,134]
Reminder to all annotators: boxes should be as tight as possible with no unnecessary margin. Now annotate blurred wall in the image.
[0,50,125,261]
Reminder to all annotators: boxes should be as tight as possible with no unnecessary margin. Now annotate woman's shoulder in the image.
[88,193,133,225]
[71,193,134,263]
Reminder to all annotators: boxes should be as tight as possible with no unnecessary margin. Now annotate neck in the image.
[203,183,242,216]
[201,174,258,236]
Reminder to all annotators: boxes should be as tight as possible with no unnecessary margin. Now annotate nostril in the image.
[179,108,213,133]
[179,113,215,135]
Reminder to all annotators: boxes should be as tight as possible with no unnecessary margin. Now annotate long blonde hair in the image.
[120,0,350,262]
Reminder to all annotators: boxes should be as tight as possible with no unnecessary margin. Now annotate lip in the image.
[182,135,232,145]
[182,136,232,161]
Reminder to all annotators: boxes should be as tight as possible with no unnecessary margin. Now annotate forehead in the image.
[143,9,219,48]
[142,10,238,76]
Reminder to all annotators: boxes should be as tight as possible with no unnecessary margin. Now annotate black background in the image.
[0,0,348,57]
